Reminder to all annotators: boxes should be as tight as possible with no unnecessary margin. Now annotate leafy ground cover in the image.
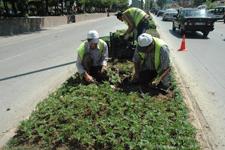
[6,19,199,150]
[6,59,199,150]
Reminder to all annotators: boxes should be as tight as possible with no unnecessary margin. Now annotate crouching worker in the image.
[132,33,171,90]
[115,7,151,40]
[76,30,108,83]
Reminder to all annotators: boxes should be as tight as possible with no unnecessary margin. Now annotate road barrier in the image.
[0,13,112,36]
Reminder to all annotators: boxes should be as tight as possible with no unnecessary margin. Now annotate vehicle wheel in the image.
[181,29,185,36]
[172,22,176,31]
[203,31,209,38]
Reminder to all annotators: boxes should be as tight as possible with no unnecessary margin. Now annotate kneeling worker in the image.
[76,30,108,83]
[133,33,171,89]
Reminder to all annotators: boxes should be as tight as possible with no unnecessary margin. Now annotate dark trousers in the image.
[138,70,157,85]
[138,70,169,90]
[82,54,107,82]
[88,66,107,82]
[137,19,150,39]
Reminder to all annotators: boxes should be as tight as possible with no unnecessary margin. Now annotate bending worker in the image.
[132,33,171,90]
[76,30,108,83]
[115,7,151,40]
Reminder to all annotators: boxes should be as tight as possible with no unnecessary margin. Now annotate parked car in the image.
[172,8,216,38]
[157,10,165,17]
[213,6,225,21]
[207,9,215,16]
[197,4,207,10]
[162,9,178,21]
[150,8,159,15]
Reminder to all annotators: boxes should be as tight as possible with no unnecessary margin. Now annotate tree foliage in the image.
[156,0,166,9]
[193,0,206,6]
[0,0,128,17]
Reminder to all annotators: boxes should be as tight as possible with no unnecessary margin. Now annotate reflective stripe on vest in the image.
[78,39,105,61]
[138,37,166,73]
[125,7,146,27]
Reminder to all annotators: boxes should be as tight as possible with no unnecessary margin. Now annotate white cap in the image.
[87,30,99,40]
[138,33,153,47]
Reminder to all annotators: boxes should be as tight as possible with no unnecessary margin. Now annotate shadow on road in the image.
[169,29,209,39]
[0,61,76,82]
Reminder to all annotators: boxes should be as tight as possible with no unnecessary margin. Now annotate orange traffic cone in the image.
[178,34,187,51]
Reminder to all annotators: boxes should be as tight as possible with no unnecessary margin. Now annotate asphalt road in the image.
[0,16,126,146]
[153,15,225,149]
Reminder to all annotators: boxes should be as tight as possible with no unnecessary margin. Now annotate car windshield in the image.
[183,9,208,17]
[166,9,177,13]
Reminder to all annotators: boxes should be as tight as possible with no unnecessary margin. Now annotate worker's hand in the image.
[151,78,161,86]
[132,73,139,84]
[101,65,107,73]
[118,34,124,39]
[84,72,95,83]
[124,34,130,40]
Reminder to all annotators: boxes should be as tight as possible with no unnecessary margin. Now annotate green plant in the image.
[7,61,199,149]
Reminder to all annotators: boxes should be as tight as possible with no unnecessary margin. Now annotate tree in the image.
[2,0,9,16]
[193,0,206,7]
[145,0,154,10]
[157,0,166,9]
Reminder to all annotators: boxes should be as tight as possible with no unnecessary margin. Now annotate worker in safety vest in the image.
[132,33,171,89]
[115,7,151,40]
[76,30,108,83]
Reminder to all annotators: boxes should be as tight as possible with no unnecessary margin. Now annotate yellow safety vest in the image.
[138,37,166,73]
[77,39,105,61]
[124,7,146,27]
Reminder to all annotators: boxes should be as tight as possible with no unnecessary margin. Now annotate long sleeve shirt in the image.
[76,41,108,74]
[133,45,170,86]
[132,45,170,86]
[132,45,170,72]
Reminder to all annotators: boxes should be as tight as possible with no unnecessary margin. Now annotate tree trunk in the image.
[55,0,59,15]
[61,0,63,15]
[3,0,9,16]
[45,0,48,15]
[11,1,17,16]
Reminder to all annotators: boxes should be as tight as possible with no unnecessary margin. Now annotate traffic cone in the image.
[178,34,187,51]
